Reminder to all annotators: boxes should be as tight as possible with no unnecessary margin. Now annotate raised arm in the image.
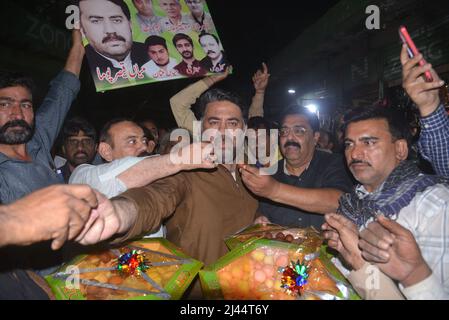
[400,44,449,177]
[170,68,230,133]
[34,29,85,150]
[117,142,216,189]
[249,62,270,119]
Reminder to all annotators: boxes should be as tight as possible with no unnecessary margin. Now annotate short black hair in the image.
[343,106,412,147]
[198,32,220,45]
[139,124,155,142]
[145,35,167,50]
[280,105,320,133]
[77,0,131,21]
[99,117,135,146]
[198,88,246,119]
[62,117,97,143]
[0,71,34,95]
[172,33,193,47]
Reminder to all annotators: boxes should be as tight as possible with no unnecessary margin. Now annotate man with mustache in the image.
[240,106,354,229]
[199,32,229,73]
[78,0,148,84]
[58,117,98,183]
[320,49,449,300]
[159,0,195,34]
[172,33,207,77]
[0,29,85,299]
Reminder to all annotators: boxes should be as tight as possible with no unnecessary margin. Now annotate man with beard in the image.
[185,0,216,33]
[239,106,354,229]
[199,32,228,73]
[74,89,260,298]
[142,35,180,79]
[172,33,207,77]
[69,118,216,238]
[0,29,85,299]
[0,31,84,204]
[58,117,98,182]
[78,0,148,84]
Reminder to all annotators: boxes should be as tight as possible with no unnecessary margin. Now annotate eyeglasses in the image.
[66,138,95,148]
[185,0,202,4]
[279,126,308,137]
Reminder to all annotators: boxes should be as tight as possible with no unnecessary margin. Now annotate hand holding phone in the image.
[399,26,433,82]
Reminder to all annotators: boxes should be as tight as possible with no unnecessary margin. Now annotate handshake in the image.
[0,184,130,251]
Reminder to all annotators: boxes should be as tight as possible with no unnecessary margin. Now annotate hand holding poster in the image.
[76,0,230,92]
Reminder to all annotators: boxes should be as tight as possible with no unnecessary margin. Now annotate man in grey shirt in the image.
[0,31,84,204]
[0,30,85,299]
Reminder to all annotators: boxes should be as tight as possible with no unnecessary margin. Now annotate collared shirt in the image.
[70,156,165,238]
[417,104,449,178]
[160,14,195,34]
[136,13,162,35]
[283,159,310,176]
[258,151,354,229]
[354,182,449,299]
[0,71,80,204]
[142,58,181,80]
[0,70,79,300]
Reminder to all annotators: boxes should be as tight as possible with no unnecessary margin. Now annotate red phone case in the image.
[399,25,433,82]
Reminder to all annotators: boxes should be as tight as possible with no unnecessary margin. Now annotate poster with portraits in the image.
[78,0,230,92]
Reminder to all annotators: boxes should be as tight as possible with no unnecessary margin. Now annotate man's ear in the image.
[147,141,156,154]
[98,142,113,162]
[395,139,409,161]
[61,145,67,157]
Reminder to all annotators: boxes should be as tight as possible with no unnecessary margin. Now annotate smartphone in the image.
[399,25,433,82]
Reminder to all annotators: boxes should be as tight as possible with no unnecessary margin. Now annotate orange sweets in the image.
[216,245,338,300]
[46,239,203,300]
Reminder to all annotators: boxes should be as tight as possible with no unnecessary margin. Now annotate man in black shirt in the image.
[240,106,354,229]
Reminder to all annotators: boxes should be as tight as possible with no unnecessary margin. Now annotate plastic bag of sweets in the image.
[200,239,360,300]
[225,223,324,252]
[45,238,203,300]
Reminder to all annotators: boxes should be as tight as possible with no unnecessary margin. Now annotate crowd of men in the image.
[0,1,448,301]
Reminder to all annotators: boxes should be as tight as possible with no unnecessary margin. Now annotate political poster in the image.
[77,0,230,92]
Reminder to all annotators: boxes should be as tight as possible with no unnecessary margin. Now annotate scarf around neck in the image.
[338,160,449,227]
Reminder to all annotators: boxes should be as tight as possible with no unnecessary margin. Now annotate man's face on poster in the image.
[185,0,204,16]
[175,39,194,60]
[159,0,182,19]
[148,45,170,67]
[80,0,133,62]
[200,35,221,60]
[133,0,154,17]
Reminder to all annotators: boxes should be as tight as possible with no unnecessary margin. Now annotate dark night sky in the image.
[18,0,340,129]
